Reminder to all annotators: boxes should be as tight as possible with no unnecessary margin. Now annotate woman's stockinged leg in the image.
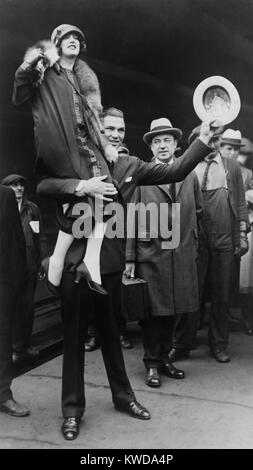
[48,230,74,286]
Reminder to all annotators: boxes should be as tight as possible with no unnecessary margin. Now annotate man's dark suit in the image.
[0,185,27,403]
[37,138,210,418]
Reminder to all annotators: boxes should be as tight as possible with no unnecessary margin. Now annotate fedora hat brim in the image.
[143,127,182,145]
[193,76,241,126]
[220,138,244,147]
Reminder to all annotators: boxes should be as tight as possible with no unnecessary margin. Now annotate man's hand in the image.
[124,262,135,279]
[75,175,118,201]
[234,232,249,258]
[239,232,249,257]
[198,120,216,146]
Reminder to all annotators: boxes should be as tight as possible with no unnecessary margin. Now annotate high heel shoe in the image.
[41,257,60,298]
[74,262,107,295]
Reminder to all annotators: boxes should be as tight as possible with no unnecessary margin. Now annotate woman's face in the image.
[60,33,80,58]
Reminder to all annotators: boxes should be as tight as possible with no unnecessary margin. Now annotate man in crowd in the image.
[0,184,30,417]
[219,131,253,335]
[170,125,248,364]
[219,129,243,161]
[1,174,47,363]
[85,107,133,352]
[125,118,203,387]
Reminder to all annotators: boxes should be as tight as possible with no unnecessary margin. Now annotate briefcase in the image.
[121,275,150,321]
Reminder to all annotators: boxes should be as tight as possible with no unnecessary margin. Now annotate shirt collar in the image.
[155,156,175,165]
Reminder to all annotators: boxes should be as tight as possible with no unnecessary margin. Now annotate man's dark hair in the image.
[102,107,125,120]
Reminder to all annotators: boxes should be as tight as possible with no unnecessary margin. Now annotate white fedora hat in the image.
[143,118,182,145]
[193,76,241,126]
[220,129,244,147]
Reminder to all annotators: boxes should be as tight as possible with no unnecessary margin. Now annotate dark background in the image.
[1,0,253,230]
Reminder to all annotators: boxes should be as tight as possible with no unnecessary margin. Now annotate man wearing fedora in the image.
[125,118,203,387]
[1,174,47,363]
[171,126,249,364]
[219,129,244,161]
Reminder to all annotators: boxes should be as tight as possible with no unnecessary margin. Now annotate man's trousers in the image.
[60,271,135,418]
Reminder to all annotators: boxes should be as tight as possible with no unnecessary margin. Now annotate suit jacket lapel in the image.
[157,184,173,201]
[175,180,184,197]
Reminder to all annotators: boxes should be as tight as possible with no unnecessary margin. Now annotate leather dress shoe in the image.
[0,399,30,417]
[85,336,100,352]
[160,362,185,379]
[61,417,80,440]
[115,400,151,420]
[210,349,230,363]
[120,335,133,349]
[168,347,190,363]
[146,367,161,387]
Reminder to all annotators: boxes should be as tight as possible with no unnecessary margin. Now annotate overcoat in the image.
[0,185,27,402]
[12,59,112,183]
[126,171,203,316]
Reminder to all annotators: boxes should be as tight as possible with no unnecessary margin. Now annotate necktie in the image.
[201,160,214,191]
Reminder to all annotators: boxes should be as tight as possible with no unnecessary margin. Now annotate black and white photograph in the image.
[1,0,253,454]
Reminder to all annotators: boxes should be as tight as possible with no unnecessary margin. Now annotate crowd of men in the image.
[0,23,253,442]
